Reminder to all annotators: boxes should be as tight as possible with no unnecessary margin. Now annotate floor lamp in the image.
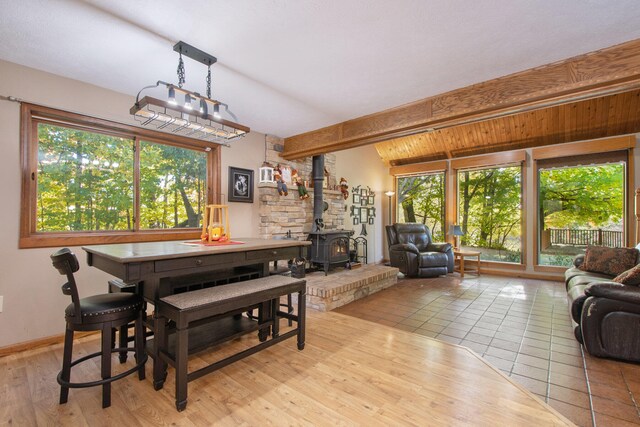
[385,191,395,225]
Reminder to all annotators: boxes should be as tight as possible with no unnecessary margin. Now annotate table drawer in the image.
[155,253,242,273]
[246,247,300,261]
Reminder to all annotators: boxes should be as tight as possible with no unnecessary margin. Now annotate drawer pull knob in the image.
[272,251,277,255]
[195,259,203,266]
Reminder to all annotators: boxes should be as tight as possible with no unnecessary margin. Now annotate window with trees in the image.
[396,172,445,241]
[457,165,522,263]
[21,104,218,248]
[537,152,626,267]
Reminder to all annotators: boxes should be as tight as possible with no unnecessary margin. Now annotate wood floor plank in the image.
[0,309,573,426]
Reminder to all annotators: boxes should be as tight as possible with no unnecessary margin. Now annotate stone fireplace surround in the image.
[258,136,398,310]
[258,135,346,240]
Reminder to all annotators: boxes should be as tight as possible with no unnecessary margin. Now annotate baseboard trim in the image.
[0,331,97,357]
[479,268,564,282]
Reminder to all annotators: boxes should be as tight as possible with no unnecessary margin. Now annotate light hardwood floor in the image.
[0,309,573,426]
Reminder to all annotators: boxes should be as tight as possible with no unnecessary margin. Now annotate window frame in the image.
[20,103,221,248]
[532,136,635,272]
[395,171,447,241]
[451,151,527,268]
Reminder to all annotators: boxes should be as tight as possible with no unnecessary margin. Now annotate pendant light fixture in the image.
[130,41,249,145]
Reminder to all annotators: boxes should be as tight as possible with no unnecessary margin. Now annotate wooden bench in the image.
[154,275,307,411]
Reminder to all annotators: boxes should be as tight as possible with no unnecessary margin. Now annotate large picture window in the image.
[537,152,626,266]
[396,172,445,241]
[21,104,219,248]
[457,165,522,263]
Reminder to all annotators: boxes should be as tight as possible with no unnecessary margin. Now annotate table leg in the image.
[153,315,168,390]
[297,288,306,351]
[459,256,465,278]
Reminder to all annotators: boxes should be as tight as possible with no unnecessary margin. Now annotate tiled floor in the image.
[334,274,640,426]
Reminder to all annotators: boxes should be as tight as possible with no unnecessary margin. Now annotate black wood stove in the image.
[306,154,353,275]
[307,229,354,274]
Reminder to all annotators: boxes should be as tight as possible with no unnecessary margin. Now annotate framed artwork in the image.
[368,195,375,205]
[359,207,369,223]
[368,207,376,218]
[228,166,254,203]
[360,187,368,197]
[368,216,374,225]
[353,216,360,225]
[353,193,361,204]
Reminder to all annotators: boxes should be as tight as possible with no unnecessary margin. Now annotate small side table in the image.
[454,250,481,278]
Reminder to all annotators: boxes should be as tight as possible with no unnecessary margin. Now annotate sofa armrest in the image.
[427,242,453,253]
[573,254,585,268]
[390,243,420,255]
[585,282,640,305]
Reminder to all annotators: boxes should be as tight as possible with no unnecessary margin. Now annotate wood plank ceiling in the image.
[281,39,640,165]
[376,89,640,166]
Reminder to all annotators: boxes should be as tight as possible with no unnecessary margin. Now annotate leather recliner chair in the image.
[386,223,454,277]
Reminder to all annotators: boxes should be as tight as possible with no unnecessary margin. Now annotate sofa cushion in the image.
[567,274,614,292]
[579,246,638,276]
[613,264,640,286]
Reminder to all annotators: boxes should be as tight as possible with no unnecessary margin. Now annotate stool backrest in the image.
[51,248,81,319]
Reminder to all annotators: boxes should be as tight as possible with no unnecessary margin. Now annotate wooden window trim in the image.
[390,160,447,176]
[453,155,526,266]
[532,136,634,271]
[19,103,221,249]
[450,150,526,170]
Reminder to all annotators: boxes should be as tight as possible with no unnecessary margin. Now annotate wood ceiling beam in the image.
[281,38,640,160]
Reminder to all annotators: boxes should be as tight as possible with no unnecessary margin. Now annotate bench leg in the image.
[175,327,188,412]
[258,301,271,342]
[297,288,306,351]
[153,316,168,391]
[271,299,280,338]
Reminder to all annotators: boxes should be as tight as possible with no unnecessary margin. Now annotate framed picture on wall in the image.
[353,216,360,225]
[368,195,375,205]
[360,207,369,223]
[228,166,254,203]
[353,193,361,204]
[368,216,374,225]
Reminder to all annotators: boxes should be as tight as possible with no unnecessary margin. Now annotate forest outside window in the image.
[20,104,218,248]
[457,165,523,263]
[396,172,445,241]
[537,152,627,267]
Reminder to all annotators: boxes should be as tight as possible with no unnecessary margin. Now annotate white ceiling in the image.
[1,0,640,138]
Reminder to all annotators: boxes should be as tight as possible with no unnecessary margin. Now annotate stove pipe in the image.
[312,155,325,232]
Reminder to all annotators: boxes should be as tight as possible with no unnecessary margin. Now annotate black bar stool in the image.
[51,248,147,408]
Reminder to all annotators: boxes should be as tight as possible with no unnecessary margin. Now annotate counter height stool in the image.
[51,248,147,408]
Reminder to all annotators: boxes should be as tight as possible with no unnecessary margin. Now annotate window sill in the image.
[19,229,202,249]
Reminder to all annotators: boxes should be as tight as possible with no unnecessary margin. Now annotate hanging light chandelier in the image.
[130,41,249,145]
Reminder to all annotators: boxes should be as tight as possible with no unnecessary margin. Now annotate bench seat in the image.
[155,275,307,411]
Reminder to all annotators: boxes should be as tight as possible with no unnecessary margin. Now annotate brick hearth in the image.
[294,264,399,311]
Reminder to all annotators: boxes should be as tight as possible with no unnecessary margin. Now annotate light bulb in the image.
[168,87,176,105]
[199,99,208,115]
[184,94,193,110]
[213,103,221,119]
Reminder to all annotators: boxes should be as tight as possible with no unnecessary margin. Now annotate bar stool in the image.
[51,248,147,408]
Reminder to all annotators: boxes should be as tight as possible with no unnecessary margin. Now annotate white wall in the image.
[335,145,392,264]
[0,60,264,347]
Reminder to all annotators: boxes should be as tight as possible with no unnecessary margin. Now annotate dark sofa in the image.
[565,251,640,363]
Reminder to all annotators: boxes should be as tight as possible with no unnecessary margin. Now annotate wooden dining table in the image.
[83,238,310,388]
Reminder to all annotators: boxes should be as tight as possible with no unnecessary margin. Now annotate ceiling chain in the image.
[206,65,212,99]
[177,51,185,88]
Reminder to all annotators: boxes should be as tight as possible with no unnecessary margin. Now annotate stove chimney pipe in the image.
[312,155,325,232]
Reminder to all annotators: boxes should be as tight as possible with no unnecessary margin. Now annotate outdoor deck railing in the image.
[546,228,623,248]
